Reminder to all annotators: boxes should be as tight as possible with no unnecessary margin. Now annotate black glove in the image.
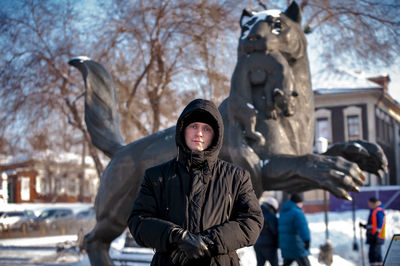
[171,249,189,265]
[169,228,210,261]
[304,240,310,250]
[201,234,216,255]
[359,222,366,229]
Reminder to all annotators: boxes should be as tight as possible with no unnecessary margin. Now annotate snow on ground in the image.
[306,209,400,265]
[0,234,78,247]
[0,203,399,265]
[239,208,400,266]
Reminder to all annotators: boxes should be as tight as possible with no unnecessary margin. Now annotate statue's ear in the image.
[284,1,301,23]
[240,9,254,27]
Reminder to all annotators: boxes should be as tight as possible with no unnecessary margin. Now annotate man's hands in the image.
[169,228,212,265]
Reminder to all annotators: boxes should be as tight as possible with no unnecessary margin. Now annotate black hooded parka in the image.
[127,99,263,265]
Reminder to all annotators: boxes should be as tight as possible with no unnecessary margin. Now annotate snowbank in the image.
[0,203,399,265]
[239,209,400,265]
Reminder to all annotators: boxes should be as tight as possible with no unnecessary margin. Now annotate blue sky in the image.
[3,0,399,104]
[307,35,400,103]
[385,65,400,102]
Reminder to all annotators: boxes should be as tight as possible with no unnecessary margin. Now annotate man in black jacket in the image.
[127,99,263,265]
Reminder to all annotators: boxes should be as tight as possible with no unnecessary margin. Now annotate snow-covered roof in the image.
[0,150,96,167]
[313,88,380,95]
[312,69,382,90]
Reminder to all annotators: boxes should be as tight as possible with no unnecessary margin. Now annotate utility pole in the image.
[352,195,358,250]
[316,137,333,265]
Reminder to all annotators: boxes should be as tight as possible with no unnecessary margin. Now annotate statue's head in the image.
[238,1,306,62]
[233,2,307,119]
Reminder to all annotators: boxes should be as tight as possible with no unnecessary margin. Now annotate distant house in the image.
[0,151,101,204]
[313,70,400,185]
[303,70,400,212]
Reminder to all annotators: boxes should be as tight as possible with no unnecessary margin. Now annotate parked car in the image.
[0,210,36,232]
[34,208,74,232]
[76,206,95,220]
[75,206,96,235]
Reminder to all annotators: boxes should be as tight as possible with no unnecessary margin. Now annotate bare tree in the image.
[257,0,400,70]
[88,0,245,142]
[0,0,104,177]
[185,1,238,104]
[1,0,399,183]
[0,0,246,179]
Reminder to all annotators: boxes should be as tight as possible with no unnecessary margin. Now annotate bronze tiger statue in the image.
[69,2,387,265]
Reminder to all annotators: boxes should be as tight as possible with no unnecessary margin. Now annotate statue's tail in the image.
[69,57,125,158]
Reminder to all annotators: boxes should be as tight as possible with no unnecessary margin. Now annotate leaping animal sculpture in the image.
[69,2,387,265]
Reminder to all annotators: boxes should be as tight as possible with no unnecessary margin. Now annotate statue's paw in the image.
[320,169,365,201]
[323,156,366,200]
[351,140,388,177]
[325,140,388,178]
[300,154,366,201]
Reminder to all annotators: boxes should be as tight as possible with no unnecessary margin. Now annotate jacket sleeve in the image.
[127,170,177,252]
[294,210,310,242]
[203,170,263,255]
[267,214,279,239]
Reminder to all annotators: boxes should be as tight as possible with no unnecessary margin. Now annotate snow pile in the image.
[0,235,78,247]
[239,209,400,266]
[0,203,399,265]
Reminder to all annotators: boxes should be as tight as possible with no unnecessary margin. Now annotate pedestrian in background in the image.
[278,193,311,266]
[254,196,279,266]
[360,197,386,266]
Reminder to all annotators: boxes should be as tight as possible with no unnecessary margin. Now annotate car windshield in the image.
[7,212,24,217]
[38,209,57,219]
[25,210,35,217]
[77,211,88,217]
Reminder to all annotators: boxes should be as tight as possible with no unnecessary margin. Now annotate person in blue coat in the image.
[254,196,279,266]
[278,193,311,266]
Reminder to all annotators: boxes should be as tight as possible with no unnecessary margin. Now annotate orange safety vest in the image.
[371,207,385,239]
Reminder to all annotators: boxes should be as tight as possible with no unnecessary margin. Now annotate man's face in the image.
[368,201,374,209]
[184,122,214,152]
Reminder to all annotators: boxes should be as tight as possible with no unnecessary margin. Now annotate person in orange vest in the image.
[360,197,386,266]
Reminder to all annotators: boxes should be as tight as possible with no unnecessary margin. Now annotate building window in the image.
[36,177,42,194]
[343,106,363,141]
[317,118,330,141]
[67,177,79,197]
[376,107,393,145]
[347,115,360,140]
[0,173,4,190]
[20,177,30,201]
[54,177,66,194]
[315,109,332,143]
